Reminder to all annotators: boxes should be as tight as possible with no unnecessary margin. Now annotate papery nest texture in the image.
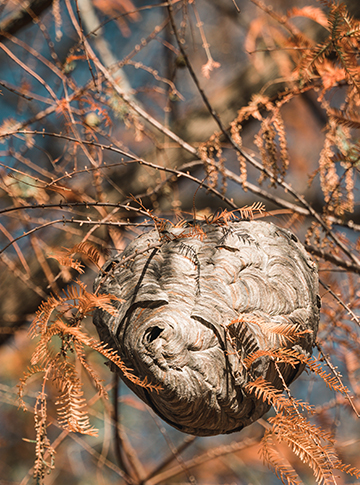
[93,219,320,436]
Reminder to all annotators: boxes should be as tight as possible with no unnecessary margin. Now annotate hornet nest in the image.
[93,218,320,436]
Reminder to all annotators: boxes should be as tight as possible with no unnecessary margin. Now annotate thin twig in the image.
[73,0,98,90]
[0,42,58,102]
[112,373,133,482]
[306,245,360,275]
[320,279,360,327]
[316,342,360,418]
[144,437,260,485]
[147,409,198,485]
[3,130,238,208]
[143,435,196,482]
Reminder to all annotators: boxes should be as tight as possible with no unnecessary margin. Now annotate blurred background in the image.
[1,0,360,483]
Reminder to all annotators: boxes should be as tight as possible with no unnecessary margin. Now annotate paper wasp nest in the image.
[93,220,320,436]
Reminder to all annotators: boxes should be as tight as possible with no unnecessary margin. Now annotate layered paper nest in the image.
[93,220,320,436]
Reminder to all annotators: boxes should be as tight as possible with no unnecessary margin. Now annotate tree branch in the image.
[0,0,53,41]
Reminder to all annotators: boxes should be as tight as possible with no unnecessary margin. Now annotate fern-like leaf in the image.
[92,340,162,393]
[287,6,329,29]
[69,242,102,269]
[18,365,46,410]
[29,293,65,336]
[245,377,313,414]
[329,108,360,129]
[244,347,351,396]
[54,361,98,436]
[233,314,312,348]
[269,412,338,485]
[332,462,360,479]
[49,252,85,274]
[260,430,304,485]
[72,338,107,397]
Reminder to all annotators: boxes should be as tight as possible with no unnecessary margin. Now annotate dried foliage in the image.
[0,0,359,484]
[19,256,161,479]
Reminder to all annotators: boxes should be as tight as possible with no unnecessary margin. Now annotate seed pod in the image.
[93,220,320,436]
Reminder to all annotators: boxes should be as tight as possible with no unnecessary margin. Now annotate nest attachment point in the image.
[93,219,320,436]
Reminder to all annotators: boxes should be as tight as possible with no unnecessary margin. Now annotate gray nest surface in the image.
[93,220,320,436]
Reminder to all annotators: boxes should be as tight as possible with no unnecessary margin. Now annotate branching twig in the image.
[166,1,360,271]
[307,245,360,275]
[316,342,360,418]
[320,279,360,327]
